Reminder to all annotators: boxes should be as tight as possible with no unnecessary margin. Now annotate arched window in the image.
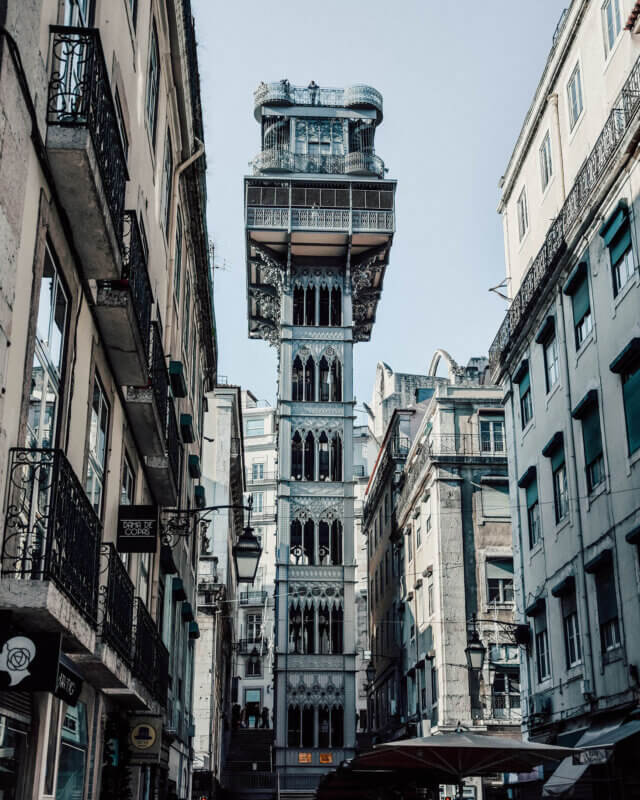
[330,286,342,326]
[291,432,302,480]
[288,705,301,746]
[319,357,330,402]
[304,431,315,481]
[331,359,342,401]
[331,705,344,747]
[318,706,330,748]
[303,606,315,654]
[331,520,343,565]
[302,706,314,747]
[289,607,303,653]
[292,356,304,401]
[293,286,304,325]
[303,519,315,565]
[318,521,330,565]
[318,431,330,481]
[318,604,331,654]
[304,356,315,401]
[305,285,316,326]
[290,520,303,564]
[330,432,342,481]
[319,285,330,326]
[331,606,343,654]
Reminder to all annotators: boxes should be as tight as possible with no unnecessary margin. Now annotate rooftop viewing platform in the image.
[254,81,383,122]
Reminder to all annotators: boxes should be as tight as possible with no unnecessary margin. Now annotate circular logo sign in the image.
[131,723,157,750]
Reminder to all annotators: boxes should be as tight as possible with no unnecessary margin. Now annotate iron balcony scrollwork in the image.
[133,596,169,705]
[99,543,135,665]
[47,27,128,242]
[1,448,102,625]
[121,211,154,360]
[150,322,169,440]
[490,55,640,371]
[252,148,385,179]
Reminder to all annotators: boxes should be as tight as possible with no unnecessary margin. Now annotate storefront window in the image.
[0,715,28,800]
[55,702,88,799]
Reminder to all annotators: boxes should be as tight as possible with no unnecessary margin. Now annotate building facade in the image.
[244,80,396,786]
[236,391,278,730]
[490,1,640,796]
[0,1,215,798]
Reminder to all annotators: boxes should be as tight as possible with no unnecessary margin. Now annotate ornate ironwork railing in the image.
[252,148,385,178]
[133,597,169,705]
[47,27,128,240]
[99,543,134,664]
[246,206,395,233]
[166,401,181,490]
[236,638,269,655]
[292,207,351,229]
[121,211,153,361]
[352,210,394,232]
[1,448,102,624]
[489,56,640,371]
[150,322,169,439]
[254,81,382,117]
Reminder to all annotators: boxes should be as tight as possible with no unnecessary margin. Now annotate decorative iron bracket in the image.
[160,502,253,549]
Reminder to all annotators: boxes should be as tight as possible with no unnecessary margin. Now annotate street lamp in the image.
[465,628,486,673]
[365,660,376,686]
[232,525,262,584]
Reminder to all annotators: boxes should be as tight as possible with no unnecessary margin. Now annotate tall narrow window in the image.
[318,521,330,564]
[525,476,541,548]
[517,188,528,241]
[567,63,583,131]
[145,23,160,144]
[548,441,569,524]
[304,431,315,481]
[114,89,129,161]
[85,373,110,515]
[174,210,183,302]
[331,706,344,747]
[331,520,342,565]
[610,340,640,456]
[480,418,504,452]
[589,554,621,653]
[121,454,135,505]
[486,559,514,604]
[304,356,315,401]
[128,0,137,28]
[538,319,559,392]
[319,357,330,402]
[161,130,173,233]
[319,285,330,325]
[534,610,550,682]
[331,359,342,401]
[288,706,301,746]
[602,0,622,56]
[293,286,305,325]
[331,606,343,653]
[517,363,533,428]
[539,131,552,190]
[561,590,582,667]
[564,264,592,349]
[290,520,303,564]
[292,357,304,401]
[182,277,191,357]
[601,203,635,296]
[572,392,604,493]
[330,286,342,326]
[55,703,89,798]
[318,432,330,480]
[305,285,316,325]
[291,432,303,480]
[331,432,342,481]
[29,249,68,449]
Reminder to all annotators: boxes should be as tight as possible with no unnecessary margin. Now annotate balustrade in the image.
[133,597,169,705]
[121,211,153,360]
[99,543,134,664]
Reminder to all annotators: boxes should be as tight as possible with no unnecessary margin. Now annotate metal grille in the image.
[121,211,153,362]
[150,322,168,440]
[99,543,134,665]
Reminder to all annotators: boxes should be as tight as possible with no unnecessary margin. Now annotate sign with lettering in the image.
[573,748,610,765]
[129,715,162,764]
[55,655,83,706]
[117,505,158,553]
[298,752,312,764]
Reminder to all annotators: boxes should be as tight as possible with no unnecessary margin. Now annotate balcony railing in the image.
[490,56,640,371]
[133,597,169,705]
[99,543,134,665]
[254,82,382,118]
[47,26,127,241]
[245,471,277,485]
[121,210,153,360]
[252,148,385,178]
[239,590,268,606]
[1,448,101,625]
[236,638,269,655]
[150,322,169,437]
[246,206,394,232]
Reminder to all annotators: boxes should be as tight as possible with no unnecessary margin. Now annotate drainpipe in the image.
[556,288,596,700]
[164,137,205,340]
[548,93,567,203]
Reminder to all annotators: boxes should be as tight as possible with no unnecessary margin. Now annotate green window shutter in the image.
[486,558,514,580]
[571,276,590,326]
[600,203,628,245]
[550,446,565,472]
[610,225,632,266]
[595,562,618,624]
[581,405,603,465]
[526,480,538,509]
[519,369,530,397]
[623,363,640,454]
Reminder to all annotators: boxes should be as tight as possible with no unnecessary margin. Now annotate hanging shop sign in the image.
[129,714,162,764]
[0,629,82,704]
[117,505,158,553]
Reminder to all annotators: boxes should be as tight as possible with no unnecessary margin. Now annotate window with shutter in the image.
[593,558,621,652]
[600,203,635,296]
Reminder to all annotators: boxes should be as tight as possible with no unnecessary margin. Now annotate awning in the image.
[542,718,640,797]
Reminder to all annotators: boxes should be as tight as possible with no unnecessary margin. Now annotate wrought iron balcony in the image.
[95,211,153,386]
[253,81,382,121]
[99,543,135,665]
[133,597,169,705]
[239,589,268,606]
[251,148,385,178]
[246,206,394,233]
[489,55,640,373]
[46,27,127,279]
[236,638,269,655]
[0,448,101,625]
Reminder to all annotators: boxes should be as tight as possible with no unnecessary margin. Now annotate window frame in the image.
[543,335,559,393]
[553,460,569,523]
[539,131,553,191]
[602,0,622,57]
[161,128,173,234]
[145,21,160,145]
[517,187,529,241]
[246,418,265,437]
[85,370,110,517]
[567,62,584,131]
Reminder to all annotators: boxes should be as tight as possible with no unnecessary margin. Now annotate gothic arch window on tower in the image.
[288,604,315,654]
[319,284,330,326]
[331,358,342,401]
[304,355,315,401]
[304,431,315,480]
[318,431,330,480]
[330,286,342,326]
[288,701,344,748]
[293,286,305,325]
[290,429,342,481]
[292,276,342,327]
[292,356,304,401]
[330,432,342,481]
[291,431,303,479]
[291,518,342,565]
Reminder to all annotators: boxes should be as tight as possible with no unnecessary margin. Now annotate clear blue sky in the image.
[192,0,566,406]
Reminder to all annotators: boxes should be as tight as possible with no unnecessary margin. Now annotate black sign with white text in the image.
[117,505,158,553]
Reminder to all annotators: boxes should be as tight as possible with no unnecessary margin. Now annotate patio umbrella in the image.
[350,731,576,798]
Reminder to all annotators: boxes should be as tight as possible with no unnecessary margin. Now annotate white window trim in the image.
[567,61,585,133]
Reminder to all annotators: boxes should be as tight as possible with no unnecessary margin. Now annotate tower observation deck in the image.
[244,80,396,787]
